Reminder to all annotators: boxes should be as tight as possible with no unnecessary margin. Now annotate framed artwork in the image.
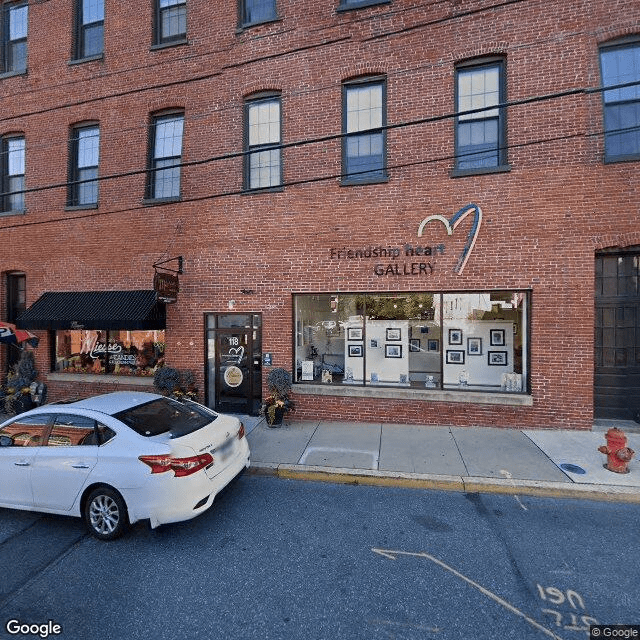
[490,329,506,346]
[369,338,379,348]
[385,344,402,358]
[410,338,421,352]
[386,328,401,341]
[448,329,462,345]
[488,350,508,366]
[467,337,482,355]
[347,327,363,340]
[301,361,314,381]
[427,339,439,352]
[446,350,465,364]
[348,344,363,357]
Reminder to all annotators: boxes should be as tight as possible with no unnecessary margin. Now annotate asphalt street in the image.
[0,474,638,640]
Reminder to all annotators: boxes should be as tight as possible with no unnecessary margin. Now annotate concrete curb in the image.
[248,463,640,503]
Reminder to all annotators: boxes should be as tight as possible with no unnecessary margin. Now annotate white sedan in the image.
[0,391,250,540]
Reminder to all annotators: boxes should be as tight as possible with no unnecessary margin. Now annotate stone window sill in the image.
[293,383,533,406]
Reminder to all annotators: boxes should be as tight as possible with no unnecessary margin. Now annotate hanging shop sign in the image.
[152,256,183,303]
[154,271,180,303]
[329,204,483,277]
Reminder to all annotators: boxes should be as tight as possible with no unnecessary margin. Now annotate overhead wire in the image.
[1,76,636,201]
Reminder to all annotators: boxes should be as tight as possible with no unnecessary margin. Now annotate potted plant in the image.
[153,366,199,401]
[260,367,294,427]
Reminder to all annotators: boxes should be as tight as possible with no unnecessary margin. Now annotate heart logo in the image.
[417,203,482,275]
[228,346,245,362]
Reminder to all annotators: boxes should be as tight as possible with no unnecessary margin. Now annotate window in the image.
[74,0,104,59]
[0,415,49,447]
[239,0,277,27]
[455,60,506,171]
[338,0,390,10]
[342,78,387,183]
[1,1,27,74]
[1,135,25,213]
[55,329,165,377]
[49,416,97,447]
[68,124,100,207]
[147,112,184,200]
[155,0,186,45]
[600,40,640,162]
[294,291,528,393]
[245,95,282,190]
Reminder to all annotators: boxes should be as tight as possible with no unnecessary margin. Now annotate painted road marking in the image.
[537,584,599,633]
[499,469,529,510]
[372,548,566,640]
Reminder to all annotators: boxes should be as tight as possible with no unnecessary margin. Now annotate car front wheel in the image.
[84,487,130,541]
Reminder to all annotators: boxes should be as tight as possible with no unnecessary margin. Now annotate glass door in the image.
[206,314,262,415]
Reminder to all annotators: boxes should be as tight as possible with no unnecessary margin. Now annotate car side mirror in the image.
[0,435,13,447]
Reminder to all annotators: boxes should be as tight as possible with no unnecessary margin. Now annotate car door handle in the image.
[71,464,90,469]
[14,461,30,466]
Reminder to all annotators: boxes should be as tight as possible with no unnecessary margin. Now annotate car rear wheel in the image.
[84,487,130,541]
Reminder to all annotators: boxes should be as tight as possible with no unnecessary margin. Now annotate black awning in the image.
[16,290,166,331]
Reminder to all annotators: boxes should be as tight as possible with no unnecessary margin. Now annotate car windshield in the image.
[114,398,216,438]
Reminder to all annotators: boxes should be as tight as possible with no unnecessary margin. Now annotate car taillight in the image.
[238,423,245,439]
[139,453,213,477]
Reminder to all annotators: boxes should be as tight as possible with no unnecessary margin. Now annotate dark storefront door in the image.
[594,250,640,421]
[5,272,26,371]
[206,314,262,415]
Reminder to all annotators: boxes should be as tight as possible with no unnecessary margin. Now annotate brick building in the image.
[1,0,639,430]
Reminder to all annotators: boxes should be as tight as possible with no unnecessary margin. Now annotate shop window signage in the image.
[329,204,482,277]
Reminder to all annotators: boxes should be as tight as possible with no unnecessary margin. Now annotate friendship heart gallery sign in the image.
[329,204,483,277]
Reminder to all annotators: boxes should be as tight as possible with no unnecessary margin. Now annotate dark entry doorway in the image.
[5,272,26,371]
[206,313,262,415]
[594,249,640,421]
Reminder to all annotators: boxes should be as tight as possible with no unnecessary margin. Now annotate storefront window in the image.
[55,330,165,376]
[294,291,528,392]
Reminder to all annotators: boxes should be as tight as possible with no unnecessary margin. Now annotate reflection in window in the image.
[69,125,100,206]
[245,95,281,190]
[2,2,28,74]
[294,291,528,392]
[156,0,187,44]
[49,415,97,446]
[343,79,386,182]
[76,0,104,59]
[455,61,505,170]
[240,0,276,27]
[148,112,184,199]
[0,415,50,447]
[1,135,25,212]
[600,41,640,162]
[55,330,165,377]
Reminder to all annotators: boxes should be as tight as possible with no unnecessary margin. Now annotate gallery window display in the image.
[55,330,165,377]
[293,291,528,392]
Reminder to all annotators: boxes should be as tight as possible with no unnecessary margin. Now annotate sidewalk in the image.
[241,416,640,503]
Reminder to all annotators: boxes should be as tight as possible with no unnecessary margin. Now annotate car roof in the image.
[64,391,165,416]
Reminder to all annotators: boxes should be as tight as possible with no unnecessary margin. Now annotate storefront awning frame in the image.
[16,290,166,331]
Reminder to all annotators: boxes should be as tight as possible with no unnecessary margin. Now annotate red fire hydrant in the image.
[598,428,635,474]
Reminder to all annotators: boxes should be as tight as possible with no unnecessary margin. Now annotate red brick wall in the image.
[1,0,639,429]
